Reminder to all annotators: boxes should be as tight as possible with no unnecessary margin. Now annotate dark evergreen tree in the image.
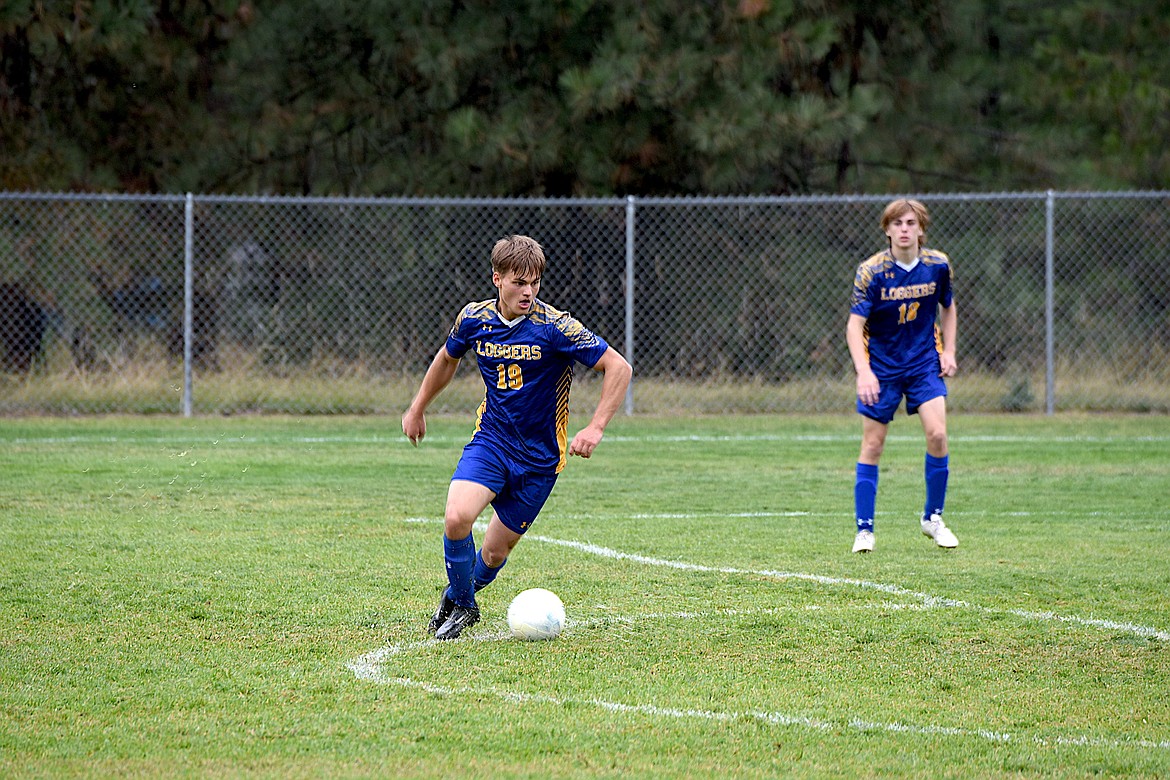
[1,1,1166,194]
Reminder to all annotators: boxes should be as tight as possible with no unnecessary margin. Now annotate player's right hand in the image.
[402,410,426,446]
[855,369,880,407]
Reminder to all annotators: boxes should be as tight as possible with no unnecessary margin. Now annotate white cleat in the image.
[852,530,875,553]
[921,513,958,548]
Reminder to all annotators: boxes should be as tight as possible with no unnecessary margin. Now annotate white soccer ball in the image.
[507,587,566,641]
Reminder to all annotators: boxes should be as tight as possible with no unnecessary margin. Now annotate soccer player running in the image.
[846,199,958,554]
[402,235,632,639]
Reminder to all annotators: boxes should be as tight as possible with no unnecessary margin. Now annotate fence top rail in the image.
[0,191,188,204]
[3,190,1168,207]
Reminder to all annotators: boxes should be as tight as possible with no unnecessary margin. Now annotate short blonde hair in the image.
[491,235,546,279]
[880,199,931,246]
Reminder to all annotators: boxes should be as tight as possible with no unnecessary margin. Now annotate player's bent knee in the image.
[443,515,476,540]
[480,547,508,568]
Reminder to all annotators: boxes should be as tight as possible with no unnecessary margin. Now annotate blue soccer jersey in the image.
[849,249,954,378]
[445,298,610,474]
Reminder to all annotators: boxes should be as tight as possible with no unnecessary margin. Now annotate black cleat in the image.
[428,586,455,634]
[434,603,480,641]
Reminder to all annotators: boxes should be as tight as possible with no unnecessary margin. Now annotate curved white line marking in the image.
[354,518,1170,751]
[349,609,1170,751]
[403,516,1170,641]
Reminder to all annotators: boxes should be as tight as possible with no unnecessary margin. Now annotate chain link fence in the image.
[1,191,1168,415]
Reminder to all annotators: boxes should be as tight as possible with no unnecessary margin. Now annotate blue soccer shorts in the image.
[857,369,948,424]
[451,440,558,534]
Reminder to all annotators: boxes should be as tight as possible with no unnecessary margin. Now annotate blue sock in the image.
[443,534,477,608]
[472,550,506,591]
[924,453,949,519]
[854,463,878,532]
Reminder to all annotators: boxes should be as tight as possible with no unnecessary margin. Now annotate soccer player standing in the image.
[846,199,959,553]
[402,235,632,639]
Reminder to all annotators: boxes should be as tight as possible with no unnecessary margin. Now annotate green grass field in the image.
[2,413,1168,778]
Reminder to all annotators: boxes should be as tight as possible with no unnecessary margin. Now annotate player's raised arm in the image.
[569,347,632,459]
[402,346,461,446]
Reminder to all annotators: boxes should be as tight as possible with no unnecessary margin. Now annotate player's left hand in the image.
[939,351,958,377]
[569,425,604,458]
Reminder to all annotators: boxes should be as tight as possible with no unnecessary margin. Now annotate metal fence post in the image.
[1045,190,1055,415]
[182,193,194,417]
[624,194,635,415]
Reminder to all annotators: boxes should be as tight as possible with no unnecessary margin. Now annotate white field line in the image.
[348,608,1170,751]
[403,516,1170,641]
[365,673,1168,751]
[9,432,1170,446]
[346,518,1170,752]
